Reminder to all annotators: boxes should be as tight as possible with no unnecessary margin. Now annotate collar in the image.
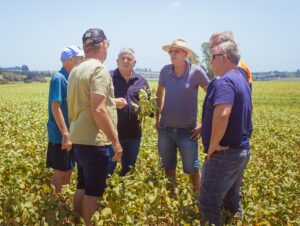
[59,67,69,79]
[168,60,191,79]
[114,68,139,82]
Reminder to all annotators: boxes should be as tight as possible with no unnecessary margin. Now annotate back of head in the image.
[217,40,240,65]
[210,31,235,47]
[60,45,84,62]
[82,28,107,53]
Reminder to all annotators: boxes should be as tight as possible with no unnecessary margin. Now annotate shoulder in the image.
[52,70,64,79]
[160,64,172,74]
[79,59,106,71]
[110,68,117,77]
[217,70,239,88]
[225,69,241,80]
[84,59,109,76]
[190,64,207,77]
[110,68,119,79]
[50,71,65,84]
[134,73,147,82]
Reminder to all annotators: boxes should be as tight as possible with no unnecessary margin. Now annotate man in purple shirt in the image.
[199,40,252,225]
[156,39,209,192]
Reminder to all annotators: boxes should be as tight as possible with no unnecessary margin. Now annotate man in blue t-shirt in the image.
[199,40,252,225]
[46,45,83,193]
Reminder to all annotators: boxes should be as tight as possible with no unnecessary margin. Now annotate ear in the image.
[183,50,189,58]
[222,54,228,63]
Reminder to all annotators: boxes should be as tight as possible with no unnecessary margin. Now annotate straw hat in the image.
[162,39,194,57]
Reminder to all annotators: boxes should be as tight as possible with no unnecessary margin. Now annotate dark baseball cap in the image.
[82,28,107,47]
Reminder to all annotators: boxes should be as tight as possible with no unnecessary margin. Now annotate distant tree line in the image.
[0,65,52,84]
[252,70,300,80]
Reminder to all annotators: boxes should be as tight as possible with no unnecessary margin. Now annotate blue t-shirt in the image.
[47,67,70,144]
[201,69,252,153]
[159,61,210,129]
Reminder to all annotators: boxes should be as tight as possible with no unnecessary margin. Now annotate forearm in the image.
[209,116,228,150]
[156,85,164,116]
[52,106,69,136]
[209,105,231,150]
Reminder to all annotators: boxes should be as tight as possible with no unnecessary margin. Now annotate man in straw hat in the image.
[156,38,210,192]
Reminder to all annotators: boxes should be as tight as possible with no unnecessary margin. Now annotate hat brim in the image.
[162,45,193,57]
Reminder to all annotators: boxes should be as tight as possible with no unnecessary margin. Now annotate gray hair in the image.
[217,40,240,65]
[210,31,235,43]
[118,48,135,58]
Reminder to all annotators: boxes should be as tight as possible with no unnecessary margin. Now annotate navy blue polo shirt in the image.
[201,69,253,153]
[112,69,150,139]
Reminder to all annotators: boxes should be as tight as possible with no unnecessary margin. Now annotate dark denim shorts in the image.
[157,127,200,174]
[46,142,75,171]
[73,144,110,197]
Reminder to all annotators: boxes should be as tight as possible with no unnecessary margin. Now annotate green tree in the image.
[188,52,200,65]
[201,42,214,79]
[21,65,29,72]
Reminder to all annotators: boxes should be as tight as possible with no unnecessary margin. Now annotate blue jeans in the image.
[107,138,141,176]
[199,148,250,226]
[157,127,200,174]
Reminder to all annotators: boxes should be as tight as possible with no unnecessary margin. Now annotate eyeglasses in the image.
[211,53,223,60]
[168,49,182,55]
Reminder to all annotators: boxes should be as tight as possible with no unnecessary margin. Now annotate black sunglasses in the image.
[211,53,224,60]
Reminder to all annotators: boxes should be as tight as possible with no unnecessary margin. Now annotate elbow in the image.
[218,111,231,122]
[91,106,106,118]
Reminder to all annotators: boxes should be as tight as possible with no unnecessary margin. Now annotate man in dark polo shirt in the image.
[199,40,252,225]
[108,48,150,176]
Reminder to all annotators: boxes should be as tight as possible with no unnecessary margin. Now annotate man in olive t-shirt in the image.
[68,28,122,225]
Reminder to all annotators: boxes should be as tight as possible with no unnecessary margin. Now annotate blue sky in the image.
[1,0,299,72]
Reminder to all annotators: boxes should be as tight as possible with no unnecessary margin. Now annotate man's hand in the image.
[207,144,229,160]
[115,98,127,109]
[62,134,72,151]
[190,123,201,140]
[111,141,123,162]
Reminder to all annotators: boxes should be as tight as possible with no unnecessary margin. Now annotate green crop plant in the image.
[0,81,299,225]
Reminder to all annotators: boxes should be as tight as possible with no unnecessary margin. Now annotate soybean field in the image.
[0,81,299,225]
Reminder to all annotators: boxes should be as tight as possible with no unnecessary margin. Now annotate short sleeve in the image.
[197,67,210,88]
[213,77,235,106]
[90,66,111,97]
[158,67,166,87]
[49,76,62,102]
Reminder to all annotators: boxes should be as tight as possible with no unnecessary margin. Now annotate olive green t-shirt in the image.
[68,58,117,146]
